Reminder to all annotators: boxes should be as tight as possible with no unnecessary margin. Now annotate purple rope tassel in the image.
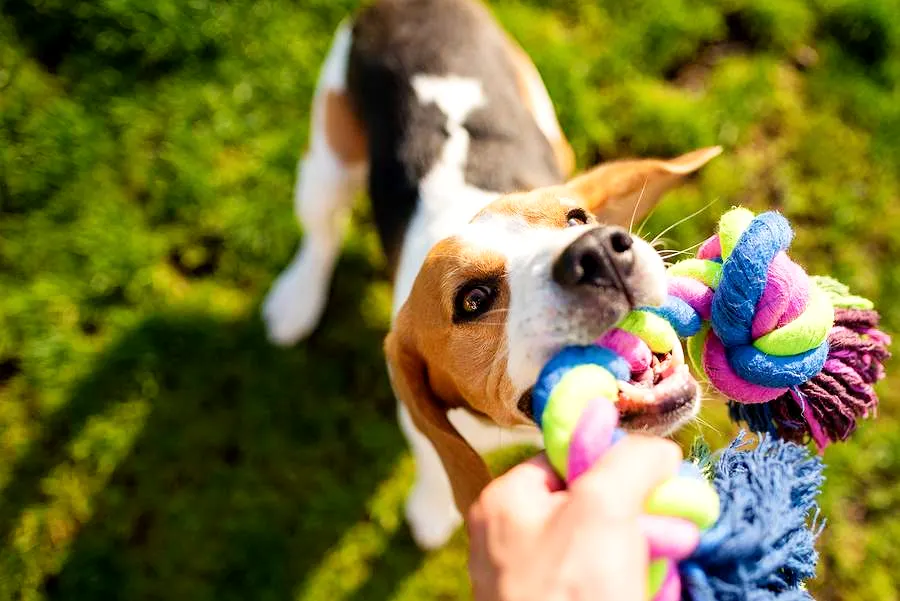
[732,309,891,448]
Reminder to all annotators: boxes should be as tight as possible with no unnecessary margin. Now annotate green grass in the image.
[1,0,899,599]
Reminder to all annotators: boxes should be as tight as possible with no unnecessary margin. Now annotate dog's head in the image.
[385,146,721,512]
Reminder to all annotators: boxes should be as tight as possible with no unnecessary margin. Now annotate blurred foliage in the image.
[1,0,899,599]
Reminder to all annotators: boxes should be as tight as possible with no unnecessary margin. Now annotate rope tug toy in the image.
[531,208,890,600]
[660,207,890,449]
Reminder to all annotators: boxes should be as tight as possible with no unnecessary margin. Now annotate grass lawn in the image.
[2,0,900,599]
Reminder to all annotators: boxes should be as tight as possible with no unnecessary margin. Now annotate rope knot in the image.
[665,208,891,449]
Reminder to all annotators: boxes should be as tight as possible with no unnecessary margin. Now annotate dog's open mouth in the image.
[518,331,701,434]
[615,344,700,432]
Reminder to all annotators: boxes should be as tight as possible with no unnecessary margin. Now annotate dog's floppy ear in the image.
[566,146,722,226]
[384,326,492,514]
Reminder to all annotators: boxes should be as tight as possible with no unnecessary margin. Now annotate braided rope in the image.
[532,350,718,601]
[663,208,890,448]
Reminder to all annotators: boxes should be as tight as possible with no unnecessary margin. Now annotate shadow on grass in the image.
[1,0,220,79]
[1,252,425,600]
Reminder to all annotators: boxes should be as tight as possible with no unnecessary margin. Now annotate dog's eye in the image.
[566,208,589,227]
[454,283,497,321]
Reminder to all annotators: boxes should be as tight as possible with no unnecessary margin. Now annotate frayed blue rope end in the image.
[681,433,824,601]
[728,400,779,437]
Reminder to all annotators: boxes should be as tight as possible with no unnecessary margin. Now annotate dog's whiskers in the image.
[629,177,650,235]
[635,189,664,239]
[648,199,717,247]
[690,411,722,436]
[658,240,704,259]
[658,243,705,265]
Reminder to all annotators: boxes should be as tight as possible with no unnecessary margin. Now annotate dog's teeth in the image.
[672,344,685,367]
[618,363,697,420]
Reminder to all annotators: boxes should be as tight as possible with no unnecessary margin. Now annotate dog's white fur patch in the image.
[411,74,485,127]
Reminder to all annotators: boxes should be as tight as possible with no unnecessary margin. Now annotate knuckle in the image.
[478,479,512,514]
[467,500,486,526]
[575,477,623,513]
[654,438,684,468]
[629,435,684,469]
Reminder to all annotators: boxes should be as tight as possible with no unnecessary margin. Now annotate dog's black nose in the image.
[552,226,635,289]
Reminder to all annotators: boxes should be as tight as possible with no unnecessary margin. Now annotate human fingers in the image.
[470,453,565,525]
[467,502,494,601]
[505,453,567,493]
[569,435,683,517]
[640,515,700,561]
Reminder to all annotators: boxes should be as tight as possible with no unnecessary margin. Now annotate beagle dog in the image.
[263,0,721,550]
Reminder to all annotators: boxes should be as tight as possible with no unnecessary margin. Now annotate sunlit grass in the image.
[1,0,899,599]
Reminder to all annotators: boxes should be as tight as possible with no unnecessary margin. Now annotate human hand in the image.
[467,435,683,601]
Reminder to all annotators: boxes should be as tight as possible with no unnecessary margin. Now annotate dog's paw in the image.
[262,260,327,346]
[405,484,462,550]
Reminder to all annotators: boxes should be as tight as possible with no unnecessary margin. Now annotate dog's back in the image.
[348,0,565,263]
